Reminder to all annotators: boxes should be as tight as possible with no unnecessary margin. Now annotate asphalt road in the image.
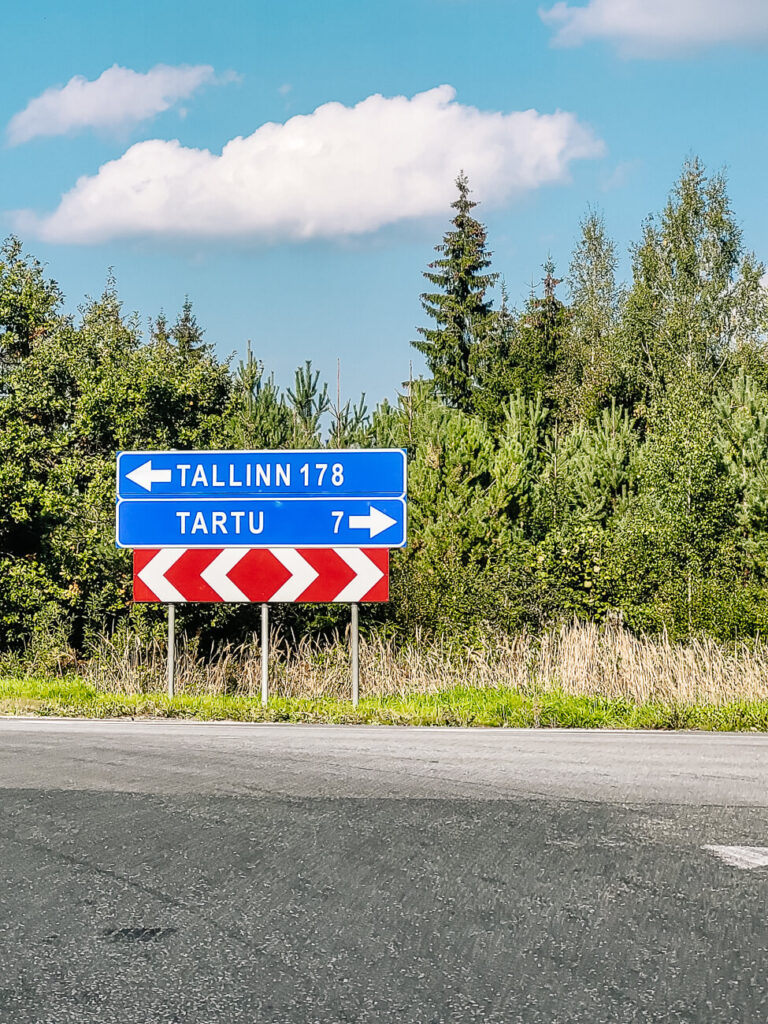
[2,720,768,1023]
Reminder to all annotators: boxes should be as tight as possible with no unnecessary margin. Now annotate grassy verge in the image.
[3,675,768,730]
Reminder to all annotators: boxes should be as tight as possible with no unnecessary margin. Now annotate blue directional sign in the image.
[116,449,407,549]
[117,449,406,499]
[116,497,406,549]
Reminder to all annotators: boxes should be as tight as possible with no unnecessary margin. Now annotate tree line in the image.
[1,157,768,660]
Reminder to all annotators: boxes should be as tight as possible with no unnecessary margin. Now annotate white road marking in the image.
[703,845,768,869]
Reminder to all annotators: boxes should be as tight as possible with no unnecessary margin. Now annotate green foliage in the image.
[623,158,766,407]
[286,359,330,445]
[0,282,233,650]
[7,674,768,731]
[3,156,768,654]
[562,211,625,418]
[0,236,62,362]
[230,341,292,448]
[413,172,498,411]
[474,262,571,424]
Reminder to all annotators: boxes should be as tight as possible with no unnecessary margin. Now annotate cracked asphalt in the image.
[1,720,768,1023]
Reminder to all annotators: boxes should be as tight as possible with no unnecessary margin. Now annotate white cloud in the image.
[540,0,768,56]
[16,86,604,245]
[7,64,222,145]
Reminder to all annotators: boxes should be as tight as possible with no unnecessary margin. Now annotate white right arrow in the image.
[348,506,397,538]
[334,548,385,602]
[137,549,186,602]
[269,548,319,601]
[126,460,173,492]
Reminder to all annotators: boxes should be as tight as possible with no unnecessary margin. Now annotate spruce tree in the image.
[170,297,208,360]
[471,282,518,429]
[474,261,570,426]
[150,312,171,351]
[413,173,498,412]
[506,259,569,409]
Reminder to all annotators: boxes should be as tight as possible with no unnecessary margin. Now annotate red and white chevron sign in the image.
[133,547,389,603]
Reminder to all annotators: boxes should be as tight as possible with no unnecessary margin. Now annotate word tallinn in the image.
[173,462,345,488]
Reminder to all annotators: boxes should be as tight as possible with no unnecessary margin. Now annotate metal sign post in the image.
[167,603,176,698]
[261,602,269,706]
[351,602,359,708]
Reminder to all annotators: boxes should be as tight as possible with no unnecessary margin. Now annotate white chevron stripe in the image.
[200,549,249,602]
[137,549,186,603]
[333,548,384,602]
[269,548,319,601]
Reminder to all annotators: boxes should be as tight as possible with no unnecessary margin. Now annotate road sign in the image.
[117,449,406,499]
[116,497,406,549]
[116,448,407,550]
[133,547,389,603]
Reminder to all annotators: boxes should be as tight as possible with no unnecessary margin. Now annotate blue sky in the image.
[2,0,768,405]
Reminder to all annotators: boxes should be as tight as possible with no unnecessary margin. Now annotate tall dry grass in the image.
[76,621,768,705]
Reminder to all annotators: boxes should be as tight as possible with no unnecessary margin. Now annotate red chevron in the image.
[133,548,389,603]
[298,548,357,601]
[165,548,221,602]
[133,548,162,602]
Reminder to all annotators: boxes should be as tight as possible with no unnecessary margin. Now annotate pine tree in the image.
[413,172,498,412]
[232,340,292,448]
[286,360,330,445]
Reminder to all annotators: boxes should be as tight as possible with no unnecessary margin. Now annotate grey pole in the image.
[261,603,269,706]
[167,603,176,699]
[351,602,359,708]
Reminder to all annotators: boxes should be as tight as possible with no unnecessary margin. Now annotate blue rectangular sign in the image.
[116,497,407,549]
[117,449,406,499]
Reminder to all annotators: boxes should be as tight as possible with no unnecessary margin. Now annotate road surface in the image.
[1,719,768,1023]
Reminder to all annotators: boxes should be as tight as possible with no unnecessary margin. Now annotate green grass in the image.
[3,675,768,730]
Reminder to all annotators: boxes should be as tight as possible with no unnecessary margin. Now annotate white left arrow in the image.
[200,550,249,602]
[137,549,186,602]
[348,506,397,538]
[126,460,173,492]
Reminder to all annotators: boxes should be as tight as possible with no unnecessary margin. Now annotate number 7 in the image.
[331,511,344,534]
